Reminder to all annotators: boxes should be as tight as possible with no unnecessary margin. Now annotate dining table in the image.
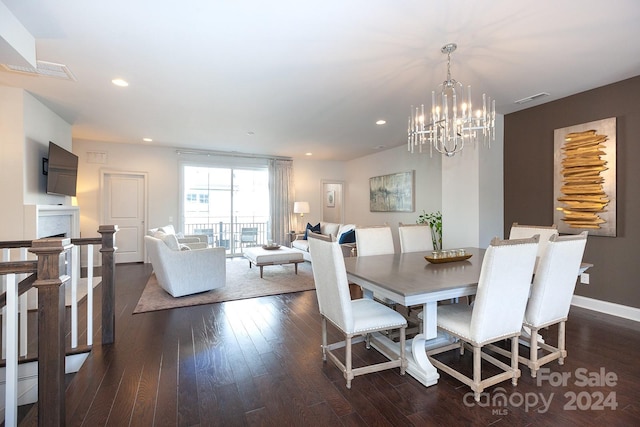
[343,247,485,387]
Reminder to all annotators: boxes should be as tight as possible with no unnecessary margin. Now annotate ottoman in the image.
[243,246,305,278]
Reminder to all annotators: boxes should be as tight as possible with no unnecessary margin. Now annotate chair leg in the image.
[529,326,539,377]
[365,333,371,349]
[399,326,406,376]
[558,321,566,365]
[345,335,353,389]
[512,334,520,386]
[473,345,481,402]
[321,317,327,362]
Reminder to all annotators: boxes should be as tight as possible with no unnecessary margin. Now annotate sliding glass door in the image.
[181,165,269,256]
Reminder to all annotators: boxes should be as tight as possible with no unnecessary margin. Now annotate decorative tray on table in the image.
[425,253,472,264]
[262,244,281,250]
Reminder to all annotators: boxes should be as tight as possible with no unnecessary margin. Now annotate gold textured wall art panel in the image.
[553,117,616,237]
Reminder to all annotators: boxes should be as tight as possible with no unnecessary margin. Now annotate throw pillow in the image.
[337,223,355,241]
[162,233,181,250]
[159,224,176,235]
[303,222,321,240]
[338,229,356,244]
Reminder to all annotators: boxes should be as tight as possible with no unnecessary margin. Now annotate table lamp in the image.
[293,201,310,218]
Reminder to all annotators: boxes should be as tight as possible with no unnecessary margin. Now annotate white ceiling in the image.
[2,0,640,161]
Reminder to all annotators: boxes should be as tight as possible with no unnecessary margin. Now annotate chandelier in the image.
[408,43,495,157]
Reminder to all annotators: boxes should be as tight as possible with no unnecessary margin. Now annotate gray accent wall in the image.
[504,76,640,309]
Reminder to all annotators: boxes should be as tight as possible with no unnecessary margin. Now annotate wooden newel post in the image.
[28,237,73,427]
[99,225,118,345]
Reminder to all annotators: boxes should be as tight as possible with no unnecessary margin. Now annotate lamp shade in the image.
[294,201,310,215]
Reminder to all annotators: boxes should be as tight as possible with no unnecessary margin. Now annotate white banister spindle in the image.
[71,245,79,348]
[86,244,94,346]
[19,247,28,357]
[2,248,8,360]
[5,273,18,427]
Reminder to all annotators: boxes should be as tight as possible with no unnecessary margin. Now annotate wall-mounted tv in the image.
[45,141,78,197]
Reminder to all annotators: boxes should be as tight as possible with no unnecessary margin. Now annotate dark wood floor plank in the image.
[58,262,639,426]
[175,311,201,427]
[129,313,167,426]
[223,303,269,378]
[152,309,183,426]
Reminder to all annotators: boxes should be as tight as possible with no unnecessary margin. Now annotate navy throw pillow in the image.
[338,229,356,244]
[303,222,321,240]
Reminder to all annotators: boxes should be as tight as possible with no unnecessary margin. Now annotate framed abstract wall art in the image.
[553,117,616,237]
[369,171,414,212]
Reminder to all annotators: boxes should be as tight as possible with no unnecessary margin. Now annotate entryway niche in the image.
[320,180,344,224]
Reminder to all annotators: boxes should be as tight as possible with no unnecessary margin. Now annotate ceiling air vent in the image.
[514,92,550,104]
[1,60,76,81]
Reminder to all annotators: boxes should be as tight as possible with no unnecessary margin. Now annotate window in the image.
[181,164,269,255]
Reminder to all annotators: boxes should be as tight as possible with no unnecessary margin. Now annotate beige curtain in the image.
[269,159,294,246]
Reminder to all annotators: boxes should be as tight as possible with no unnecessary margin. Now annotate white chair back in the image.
[308,235,354,333]
[398,223,433,253]
[355,226,394,256]
[509,223,558,263]
[525,232,588,327]
[470,236,539,343]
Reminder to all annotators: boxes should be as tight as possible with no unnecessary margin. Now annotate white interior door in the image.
[102,171,147,263]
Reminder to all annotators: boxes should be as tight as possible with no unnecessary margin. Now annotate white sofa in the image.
[144,235,226,297]
[148,224,209,250]
[291,221,355,261]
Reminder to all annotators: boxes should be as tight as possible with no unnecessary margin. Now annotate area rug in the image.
[133,258,315,314]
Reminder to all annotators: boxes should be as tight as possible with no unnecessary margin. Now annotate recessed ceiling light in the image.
[142,138,153,142]
[112,78,129,87]
[305,152,313,156]
[247,131,255,136]
[376,120,387,125]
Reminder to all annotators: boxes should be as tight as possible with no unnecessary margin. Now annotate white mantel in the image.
[23,205,80,239]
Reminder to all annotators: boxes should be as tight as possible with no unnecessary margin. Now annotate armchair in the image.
[144,236,226,297]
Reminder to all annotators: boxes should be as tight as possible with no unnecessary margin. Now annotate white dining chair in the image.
[426,235,539,402]
[354,225,395,256]
[509,223,558,273]
[490,232,588,378]
[354,226,396,307]
[307,234,407,389]
[398,223,433,253]
[508,222,560,341]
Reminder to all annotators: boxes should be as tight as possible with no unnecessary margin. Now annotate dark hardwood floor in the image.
[36,261,640,426]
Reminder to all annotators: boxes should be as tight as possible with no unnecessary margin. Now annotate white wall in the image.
[345,145,442,249]
[74,142,345,239]
[75,140,180,238]
[0,87,25,240]
[292,158,345,230]
[441,114,504,249]
[0,87,71,240]
[74,129,501,251]
[23,93,73,206]
[479,114,504,245]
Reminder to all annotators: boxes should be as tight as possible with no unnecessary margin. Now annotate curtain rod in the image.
[175,148,292,162]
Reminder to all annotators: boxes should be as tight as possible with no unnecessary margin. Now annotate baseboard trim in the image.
[571,295,640,322]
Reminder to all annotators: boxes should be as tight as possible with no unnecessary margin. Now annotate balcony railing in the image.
[184,221,270,254]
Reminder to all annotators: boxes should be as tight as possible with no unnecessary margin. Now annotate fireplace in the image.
[24,205,80,239]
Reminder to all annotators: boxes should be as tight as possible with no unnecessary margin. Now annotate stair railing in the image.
[0,225,117,426]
